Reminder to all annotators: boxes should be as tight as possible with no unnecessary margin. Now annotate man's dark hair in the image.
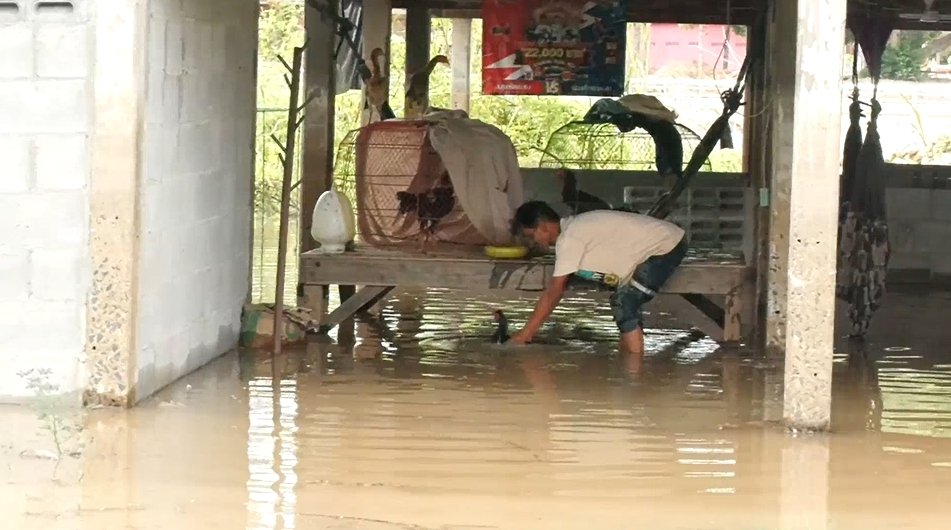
[512,201,560,234]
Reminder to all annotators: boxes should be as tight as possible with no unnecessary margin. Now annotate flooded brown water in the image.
[5,288,951,529]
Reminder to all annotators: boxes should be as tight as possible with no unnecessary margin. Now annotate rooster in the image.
[396,172,456,251]
[365,47,395,122]
[404,54,449,119]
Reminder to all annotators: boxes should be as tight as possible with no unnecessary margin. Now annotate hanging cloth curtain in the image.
[841,16,893,337]
[835,40,865,300]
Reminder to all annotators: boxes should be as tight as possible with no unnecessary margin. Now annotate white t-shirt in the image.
[553,210,686,284]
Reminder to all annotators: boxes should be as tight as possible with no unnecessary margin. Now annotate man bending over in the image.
[508,201,688,368]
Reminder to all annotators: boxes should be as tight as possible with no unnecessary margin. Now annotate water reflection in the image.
[7,291,951,528]
[246,377,298,530]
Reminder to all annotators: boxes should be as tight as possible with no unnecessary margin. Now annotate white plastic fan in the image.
[898,0,951,22]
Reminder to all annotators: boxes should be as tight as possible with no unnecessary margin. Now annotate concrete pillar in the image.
[85,0,147,406]
[450,18,471,113]
[769,0,847,430]
[359,0,392,126]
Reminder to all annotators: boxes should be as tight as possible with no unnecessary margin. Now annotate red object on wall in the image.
[482,0,627,96]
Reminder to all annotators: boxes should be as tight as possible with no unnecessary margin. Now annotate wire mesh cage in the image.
[537,121,709,173]
[332,121,489,250]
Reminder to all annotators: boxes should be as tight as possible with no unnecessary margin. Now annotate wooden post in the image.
[745,18,771,349]
[404,1,431,112]
[764,1,794,357]
[299,1,338,320]
[772,0,847,431]
[360,0,392,126]
[450,18,471,113]
[272,44,309,356]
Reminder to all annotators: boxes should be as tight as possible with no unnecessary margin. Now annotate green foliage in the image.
[17,368,84,461]
[256,7,746,215]
[880,31,937,81]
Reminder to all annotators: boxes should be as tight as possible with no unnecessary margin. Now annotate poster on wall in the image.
[482,0,627,96]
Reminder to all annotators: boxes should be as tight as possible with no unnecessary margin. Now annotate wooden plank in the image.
[659,295,725,341]
[450,18,471,113]
[301,250,749,295]
[681,293,725,326]
[319,286,395,333]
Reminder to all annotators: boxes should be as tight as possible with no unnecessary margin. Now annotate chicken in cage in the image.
[333,119,524,252]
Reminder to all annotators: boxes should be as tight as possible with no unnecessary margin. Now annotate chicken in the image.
[396,172,456,251]
[557,168,612,214]
[365,47,395,121]
[404,54,449,119]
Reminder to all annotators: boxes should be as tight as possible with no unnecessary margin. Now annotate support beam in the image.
[318,286,395,333]
[301,1,337,253]
[765,2,795,356]
[450,18,471,113]
[360,0,392,126]
[745,18,771,350]
[300,1,338,315]
[404,1,431,115]
[771,0,847,431]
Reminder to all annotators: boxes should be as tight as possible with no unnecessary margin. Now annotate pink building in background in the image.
[647,24,748,76]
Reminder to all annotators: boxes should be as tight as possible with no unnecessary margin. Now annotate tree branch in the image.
[278,55,293,73]
[297,91,319,113]
[270,134,287,153]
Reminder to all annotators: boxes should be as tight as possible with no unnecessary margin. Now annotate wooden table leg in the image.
[338,284,357,343]
[300,284,326,326]
[723,289,743,343]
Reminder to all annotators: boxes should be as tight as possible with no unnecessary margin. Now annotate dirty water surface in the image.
[5,288,951,529]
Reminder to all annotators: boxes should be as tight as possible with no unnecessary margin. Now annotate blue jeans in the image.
[609,237,688,334]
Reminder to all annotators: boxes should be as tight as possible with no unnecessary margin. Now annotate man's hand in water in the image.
[508,329,533,345]
[508,275,567,346]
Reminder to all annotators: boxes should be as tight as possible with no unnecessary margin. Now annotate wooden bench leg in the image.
[723,289,743,343]
[300,284,326,326]
[338,285,357,343]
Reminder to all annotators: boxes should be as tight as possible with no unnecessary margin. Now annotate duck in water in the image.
[490,309,510,344]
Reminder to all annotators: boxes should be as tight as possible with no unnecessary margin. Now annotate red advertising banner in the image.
[482,0,627,96]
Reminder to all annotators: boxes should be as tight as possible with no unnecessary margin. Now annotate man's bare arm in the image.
[511,275,569,342]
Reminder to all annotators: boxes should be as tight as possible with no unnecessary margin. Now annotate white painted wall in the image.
[135,0,257,400]
[0,0,92,400]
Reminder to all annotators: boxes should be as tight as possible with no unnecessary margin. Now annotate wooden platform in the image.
[300,245,753,342]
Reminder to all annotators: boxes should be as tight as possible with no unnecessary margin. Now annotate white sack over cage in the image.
[350,112,524,248]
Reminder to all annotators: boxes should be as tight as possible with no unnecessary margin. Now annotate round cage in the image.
[537,121,709,173]
[332,121,506,250]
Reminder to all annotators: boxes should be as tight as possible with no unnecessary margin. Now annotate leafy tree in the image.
[880,30,941,81]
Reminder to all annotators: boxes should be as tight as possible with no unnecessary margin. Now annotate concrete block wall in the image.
[135,0,256,399]
[0,0,91,399]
